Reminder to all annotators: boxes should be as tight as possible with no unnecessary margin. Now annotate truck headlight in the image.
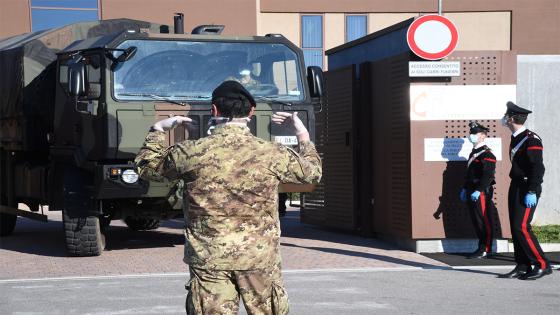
[121,169,139,184]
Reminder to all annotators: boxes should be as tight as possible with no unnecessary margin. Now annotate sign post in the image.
[407,14,458,60]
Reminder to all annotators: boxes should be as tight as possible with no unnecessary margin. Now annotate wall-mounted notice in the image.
[409,61,461,77]
[424,138,503,162]
[410,85,515,120]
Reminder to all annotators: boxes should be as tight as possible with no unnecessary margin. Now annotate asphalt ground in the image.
[1,267,559,315]
[2,206,560,314]
[424,252,560,266]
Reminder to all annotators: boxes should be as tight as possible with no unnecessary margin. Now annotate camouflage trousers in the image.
[185,264,289,315]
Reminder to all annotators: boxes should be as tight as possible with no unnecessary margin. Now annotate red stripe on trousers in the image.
[480,192,491,252]
[522,207,547,269]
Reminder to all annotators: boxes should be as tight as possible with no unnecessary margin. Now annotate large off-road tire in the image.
[124,217,160,231]
[0,213,17,236]
[61,167,106,256]
[63,209,106,256]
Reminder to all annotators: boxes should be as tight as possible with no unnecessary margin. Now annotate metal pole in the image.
[438,0,442,15]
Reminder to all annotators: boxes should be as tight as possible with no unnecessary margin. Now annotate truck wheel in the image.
[0,213,17,236]
[63,209,106,256]
[124,217,160,231]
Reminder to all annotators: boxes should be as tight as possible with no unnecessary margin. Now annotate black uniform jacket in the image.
[509,129,545,192]
[464,145,496,191]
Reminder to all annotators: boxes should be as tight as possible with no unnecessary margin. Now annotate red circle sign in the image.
[407,14,459,60]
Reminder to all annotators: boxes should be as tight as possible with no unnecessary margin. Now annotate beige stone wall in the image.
[0,0,31,39]
[257,13,300,46]
[324,14,344,50]
[446,12,511,50]
[368,13,417,33]
[368,12,511,50]
[101,0,257,36]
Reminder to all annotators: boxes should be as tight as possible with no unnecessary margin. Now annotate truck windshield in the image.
[113,39,304,102]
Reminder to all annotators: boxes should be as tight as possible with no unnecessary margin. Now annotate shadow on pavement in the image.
[158,218,185,229]
[104,225,184,251]
[0,215,185,256]
[423,252,560,267]
[280,242,439,269]
[280,209,395,250]
[0,217,68,257]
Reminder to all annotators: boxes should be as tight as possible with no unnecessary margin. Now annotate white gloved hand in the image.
[151,116,192,132]
[271,112,307,134]
[271,111,310,141]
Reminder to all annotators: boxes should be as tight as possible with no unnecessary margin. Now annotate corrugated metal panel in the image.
[370,53,412,238]
[323,65,357,230]
[301,88,327,226]
[301,123,326,225]
[357,63,374,236]
[302,65,357,230]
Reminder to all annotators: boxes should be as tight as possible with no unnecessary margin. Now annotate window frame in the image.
[300,14,325,69]
[345,14,368,43]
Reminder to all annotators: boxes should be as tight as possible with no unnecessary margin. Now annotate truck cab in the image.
[0,19,324,256]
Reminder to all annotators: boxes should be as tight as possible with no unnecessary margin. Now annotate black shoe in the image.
[467,251,487,259]
[498,265,530,279]
[519,266,552,280]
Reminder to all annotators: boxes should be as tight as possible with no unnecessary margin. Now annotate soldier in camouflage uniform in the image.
[135,81,322,315]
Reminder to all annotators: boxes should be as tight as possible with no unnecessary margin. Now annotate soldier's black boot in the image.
[498,265,531,279]
[519,265,552,280]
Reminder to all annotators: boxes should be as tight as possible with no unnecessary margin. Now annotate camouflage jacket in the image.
[135,123,322,270]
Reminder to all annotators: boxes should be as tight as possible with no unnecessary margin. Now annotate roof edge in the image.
[326,17,415,56]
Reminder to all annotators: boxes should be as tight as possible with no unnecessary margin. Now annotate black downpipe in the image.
[174,13,184,34]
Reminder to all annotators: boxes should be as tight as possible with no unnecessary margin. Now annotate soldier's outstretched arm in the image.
[134,116,192,181]
[277,141,322,184]
[271,112,322,184]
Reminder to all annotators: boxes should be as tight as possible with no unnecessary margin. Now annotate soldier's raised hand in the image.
[271,111,310,141]
[152,116,192,132]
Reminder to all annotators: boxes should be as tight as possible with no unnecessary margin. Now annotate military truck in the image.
[0,18,324,256]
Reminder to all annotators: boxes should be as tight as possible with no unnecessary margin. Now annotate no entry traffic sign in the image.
[407,14,459,60]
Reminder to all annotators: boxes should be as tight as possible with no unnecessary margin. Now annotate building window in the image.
[346,15,367,42]
[301,15,323,69]
[30,0,99,32]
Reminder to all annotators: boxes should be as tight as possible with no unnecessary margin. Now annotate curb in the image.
[508,242,560,252]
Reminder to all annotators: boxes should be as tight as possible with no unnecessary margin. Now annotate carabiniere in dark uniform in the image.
[461,122,497,259]
[498,101,552,280]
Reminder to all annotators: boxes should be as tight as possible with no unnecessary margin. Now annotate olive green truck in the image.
[0,18,324,256]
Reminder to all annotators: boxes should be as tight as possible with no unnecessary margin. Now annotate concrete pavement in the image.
[1,268,559,314]
[0,207,444,280]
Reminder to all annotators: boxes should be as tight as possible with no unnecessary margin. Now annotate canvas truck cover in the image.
[0,19,166,150]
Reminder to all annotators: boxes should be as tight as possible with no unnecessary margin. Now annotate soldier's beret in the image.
[469,121,489,134]
[212,80,256,107]
[505,101,532,116]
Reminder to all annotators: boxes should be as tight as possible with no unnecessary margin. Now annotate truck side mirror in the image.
[68,62,87,97]
[307,66,324,98]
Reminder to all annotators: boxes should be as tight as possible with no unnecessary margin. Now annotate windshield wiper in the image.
[254,96,292,106]
[173,95,212,100]
[118,93,188,106]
